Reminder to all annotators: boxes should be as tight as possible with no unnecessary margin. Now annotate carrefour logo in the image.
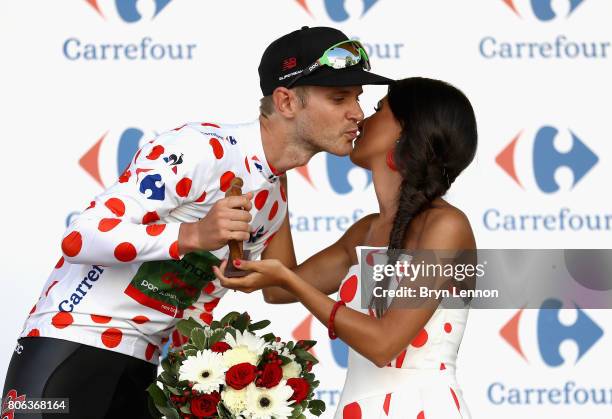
[488,298,606,406]
[297,155,372,195]
[500,298,603,367]
[295,0,380,22]
[501,0,585,21]
[84,0,173,23]
[495,126,598,193]
[63,0,197,61]
[479,0,610,60]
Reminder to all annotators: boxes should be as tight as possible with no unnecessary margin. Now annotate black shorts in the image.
[2,337,157,419]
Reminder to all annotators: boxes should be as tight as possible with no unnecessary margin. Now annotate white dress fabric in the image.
[334,247,471,419]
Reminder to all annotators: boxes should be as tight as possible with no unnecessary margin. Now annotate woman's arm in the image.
[215,209,475,367]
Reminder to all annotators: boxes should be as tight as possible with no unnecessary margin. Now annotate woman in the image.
[214,77,478,418]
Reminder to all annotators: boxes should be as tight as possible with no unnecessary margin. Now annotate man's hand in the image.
[178,192,253,254]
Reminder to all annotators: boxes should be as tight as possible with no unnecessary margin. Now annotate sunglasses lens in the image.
[326,42,366,69]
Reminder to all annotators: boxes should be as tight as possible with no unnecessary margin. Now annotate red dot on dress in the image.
[254,190,269,210]
[114,242,137,262]
[91,314,112,324]
[417,411,425,419]
[55,256,65,269]
[52,312,74,329]
[204,298,220,312]
[195,191,207,203]
[27,329,40,337]
[101,328,123,348]
[62,231,82,257]
[411,329,428,348]
[245,157,250,173]
[176,178,192,197]
[199,312,213,325]
[219,171,236,192]
[146,224,166,236]
[145,343,157,361]
[268,201,279,221]
[169,241,180,260]
[450,388,460,411]
[98,218,121,232]
[209,138,224,159]
[105,198,126,217]
[342,401,361,419]
[339,275,358,303]
[142,211,160,225]
[45,281,59,297]
[204,282,215,294]
[132,315,150,324]
[146,145,165,160]
[444,322,452,333]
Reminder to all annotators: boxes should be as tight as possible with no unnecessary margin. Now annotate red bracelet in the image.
[328,300,346,340]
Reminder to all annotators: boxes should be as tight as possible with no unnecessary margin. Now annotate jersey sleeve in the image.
[61,126,218,266]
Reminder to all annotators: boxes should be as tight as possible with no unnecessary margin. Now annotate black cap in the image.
[258,26,393,96]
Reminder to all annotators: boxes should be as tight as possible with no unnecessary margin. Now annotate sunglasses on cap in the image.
[286,40,370,88]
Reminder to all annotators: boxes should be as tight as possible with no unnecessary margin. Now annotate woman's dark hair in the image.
[373,77,478,317]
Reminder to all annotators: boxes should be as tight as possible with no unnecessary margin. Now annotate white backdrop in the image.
[1,0,611,417]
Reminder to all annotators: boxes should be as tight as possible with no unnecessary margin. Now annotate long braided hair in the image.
[373,78,478,318]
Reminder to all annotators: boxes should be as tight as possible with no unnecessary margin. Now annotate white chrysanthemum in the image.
[225,330,268,355]
[223,346,259,368]
[282,361,302,379]
[178,350,227,394]
[244,381,293,419]
[266,341,295,360]
[221,387,248,416]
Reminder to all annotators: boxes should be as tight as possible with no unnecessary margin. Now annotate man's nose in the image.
[348,101,365,123]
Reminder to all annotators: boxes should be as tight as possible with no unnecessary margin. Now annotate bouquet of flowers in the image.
[148,312,326,419]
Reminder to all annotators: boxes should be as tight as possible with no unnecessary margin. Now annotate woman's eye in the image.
[373,105,381,112]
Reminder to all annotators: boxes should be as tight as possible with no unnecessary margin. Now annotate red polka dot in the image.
[86,201,96,210]
[145,343,157,361]
[91,314,112,324]
[339,275,358,303]
[195,191,207,203]
[176,178,192,197]
[450,388,460,411]
[201,122,220,128]
[417,411,425,419]
[105,198,125,217]
[204,282,215,294]
[172,330,189,347]
[280,185,286,202]
[219,171,235,192]
[343,401,361,419]
[174,124,186,131]
[29,304,37,314]
[114,242,137,262]
[199,312,213,325]
[98,218,121,232]
[245,157,250,173]
[101,328,123,348]
[204,298,220,312]
[119,169,131,183]
[142,211,160,225]
[27,329,40,337]
[411,329,428,348]
[146,145,165,160]
[146,224,166,236]
[132,315,150,324]
[268,201,279,221]
[209,138,224,159]
[383,393,392,416]
[62,231,82,257]
[440,363,446,370]
[55,257,65,269]
[169,241,180,260]
[254,190,269,210]
[395,349,407,368]
[45,281,59,297]
[444,323,452,333]
[52,312,73,329]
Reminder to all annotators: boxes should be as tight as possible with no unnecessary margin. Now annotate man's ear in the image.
[272,87,300,117]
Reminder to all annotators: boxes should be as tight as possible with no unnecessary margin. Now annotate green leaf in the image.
[147,383,180,419]
[233,312,249,332]
[166,385,182,396]
[179,404,191,414]
[183,349,198,358]
[295,339,317,351]
[294,347,318,364]
[261,333,276,342]
[208,329,226,346]
[217,402,234,419]
[308,399,326,413]
[191,328,206,350]
[161,358,171,373]
[210,320,221,330]
[248,319,270,332]
[220,311,240,326]
[160,371,177,386]
[147,395,163,418]
[176,318,201,338]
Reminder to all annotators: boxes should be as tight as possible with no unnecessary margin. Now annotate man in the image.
[2,26,391,418]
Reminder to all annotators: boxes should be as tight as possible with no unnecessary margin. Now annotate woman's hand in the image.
[212,259,297,294]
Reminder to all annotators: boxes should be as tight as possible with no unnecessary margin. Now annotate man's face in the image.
[294,86,364,156]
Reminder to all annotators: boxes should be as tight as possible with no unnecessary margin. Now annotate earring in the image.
[386,148,398,172]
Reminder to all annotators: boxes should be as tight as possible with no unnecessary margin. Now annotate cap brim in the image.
[290,64,393,88]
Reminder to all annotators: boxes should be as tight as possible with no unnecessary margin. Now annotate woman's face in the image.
[350,96,402,170]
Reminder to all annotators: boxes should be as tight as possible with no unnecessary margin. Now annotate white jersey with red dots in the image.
[20,121,288,364]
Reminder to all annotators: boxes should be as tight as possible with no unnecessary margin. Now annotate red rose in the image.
[190,391,220,417]
[210,341,231,353]
[287,378,310,404]
[225,363,257,390]
[257,362,283,389]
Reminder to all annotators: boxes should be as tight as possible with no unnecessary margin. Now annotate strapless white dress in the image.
[334,247,471,419]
